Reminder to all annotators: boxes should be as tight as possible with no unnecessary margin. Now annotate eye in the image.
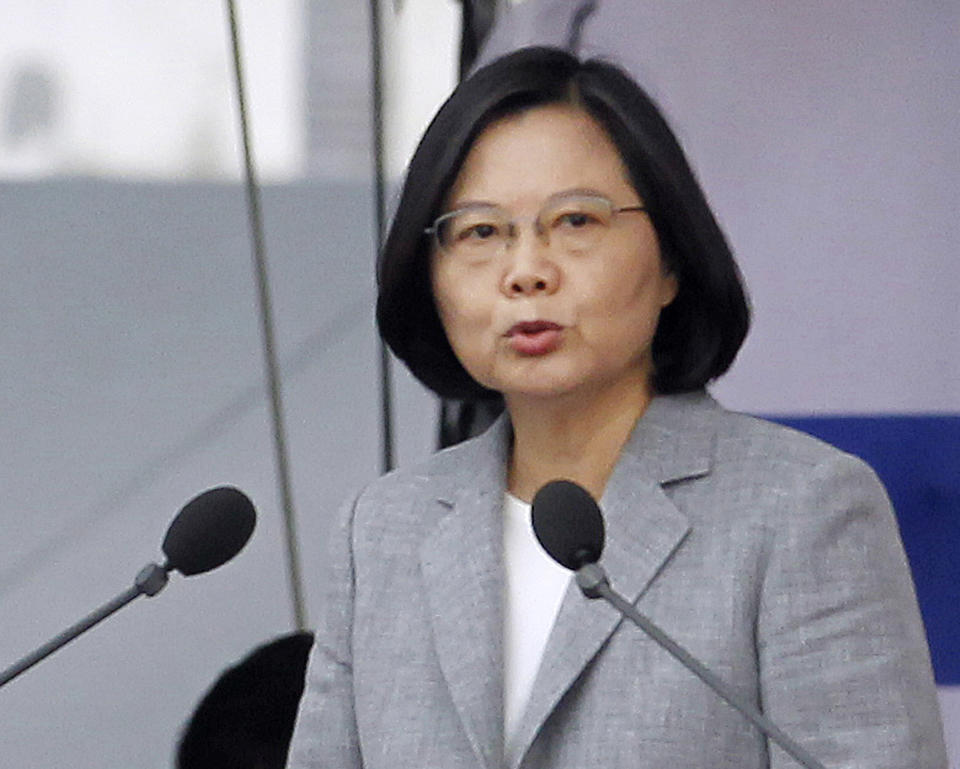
[551,208,606,232]
[457,221,501,241]
[556,211,598,229]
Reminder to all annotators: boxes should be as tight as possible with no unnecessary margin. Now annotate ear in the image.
[659,269,679,308]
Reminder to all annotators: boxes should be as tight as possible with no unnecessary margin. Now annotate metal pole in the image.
[224,0,307,630]
[368,0,395,475]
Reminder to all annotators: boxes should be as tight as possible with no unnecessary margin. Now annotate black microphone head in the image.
[162,487,256,576]
[531,479,605,570]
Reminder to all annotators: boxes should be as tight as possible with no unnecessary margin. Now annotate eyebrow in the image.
[443,199,503,212]
[446,188,611,212]
[550,187,609,200]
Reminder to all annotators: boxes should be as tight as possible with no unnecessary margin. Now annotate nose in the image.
[500,227,560,298]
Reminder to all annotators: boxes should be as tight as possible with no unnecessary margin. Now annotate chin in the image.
[496,375,592,403]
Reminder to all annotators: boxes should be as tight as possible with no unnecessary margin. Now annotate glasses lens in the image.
[436,206,507,258]
[540,196,615,252]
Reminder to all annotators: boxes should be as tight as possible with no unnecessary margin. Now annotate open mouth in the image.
[508,320,562,336]
[507,321,564,355]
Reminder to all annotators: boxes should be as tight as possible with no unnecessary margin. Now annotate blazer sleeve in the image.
[286,492,363,769]
[756,451,948,769]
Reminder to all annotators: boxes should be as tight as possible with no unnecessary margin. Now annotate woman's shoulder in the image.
[714,403,875,476]
[344,414,509,517]
[656,391,883,486]
[689,398,891,520]
[653,393,894,541]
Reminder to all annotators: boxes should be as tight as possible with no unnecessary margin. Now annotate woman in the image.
[287,47,946,769]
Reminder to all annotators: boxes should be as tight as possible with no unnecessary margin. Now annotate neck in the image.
[505,377,655,503]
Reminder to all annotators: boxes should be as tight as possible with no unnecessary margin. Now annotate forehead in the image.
[446,104,636,208]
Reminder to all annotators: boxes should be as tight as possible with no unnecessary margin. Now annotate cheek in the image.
[577,261,673,350]
[582,260,660,313]
[431,265,458,334]
[432,272,491,353]
[433,294,499,387]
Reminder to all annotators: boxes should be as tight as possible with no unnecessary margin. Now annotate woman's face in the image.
[430,103,678,406]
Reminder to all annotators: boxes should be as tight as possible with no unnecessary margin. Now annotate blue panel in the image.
[768,415,960,685]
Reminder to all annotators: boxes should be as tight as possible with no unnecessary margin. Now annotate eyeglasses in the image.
[426,193,646,262]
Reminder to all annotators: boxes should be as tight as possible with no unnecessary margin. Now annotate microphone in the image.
[530,480,826,769]
[531,479,604,570]
[0,486,256,690]
[163,486,256,576]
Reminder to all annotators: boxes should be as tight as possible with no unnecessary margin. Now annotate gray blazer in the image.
[286,392,947,769]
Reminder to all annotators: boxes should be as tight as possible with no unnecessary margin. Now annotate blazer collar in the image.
[614,389,717,485]
[419,416,512,769]
[508,390,718,768]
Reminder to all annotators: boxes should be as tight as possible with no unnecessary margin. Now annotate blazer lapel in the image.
[420,418,511,769]
[507,393,716,769]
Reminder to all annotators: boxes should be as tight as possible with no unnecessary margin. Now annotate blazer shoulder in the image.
[697,405,891,520]
[653,392,879,481]
[349,416,508,522]
[711,406,876,474]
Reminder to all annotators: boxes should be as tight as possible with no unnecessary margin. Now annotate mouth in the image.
[506,320,564,356]
[507,320,563,337]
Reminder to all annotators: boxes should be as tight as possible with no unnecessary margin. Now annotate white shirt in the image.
[502,492,570,757]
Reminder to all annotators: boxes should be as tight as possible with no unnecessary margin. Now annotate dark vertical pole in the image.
[368,0,395,474]
[225,0,307,630]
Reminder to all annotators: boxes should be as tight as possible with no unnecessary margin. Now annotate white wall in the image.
[0,0,303,179]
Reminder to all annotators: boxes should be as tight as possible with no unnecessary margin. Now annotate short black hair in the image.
[377,46,750,400]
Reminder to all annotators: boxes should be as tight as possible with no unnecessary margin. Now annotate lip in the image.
[507,320,563,335]
[506,320,564,356]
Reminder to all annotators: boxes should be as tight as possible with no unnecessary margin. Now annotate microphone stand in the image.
[0,562,169,690]
[575,562,827,769]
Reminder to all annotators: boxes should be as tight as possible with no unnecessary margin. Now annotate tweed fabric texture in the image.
[286,391,947,769]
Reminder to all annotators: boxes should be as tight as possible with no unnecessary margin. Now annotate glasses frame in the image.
[425,193,647,258]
